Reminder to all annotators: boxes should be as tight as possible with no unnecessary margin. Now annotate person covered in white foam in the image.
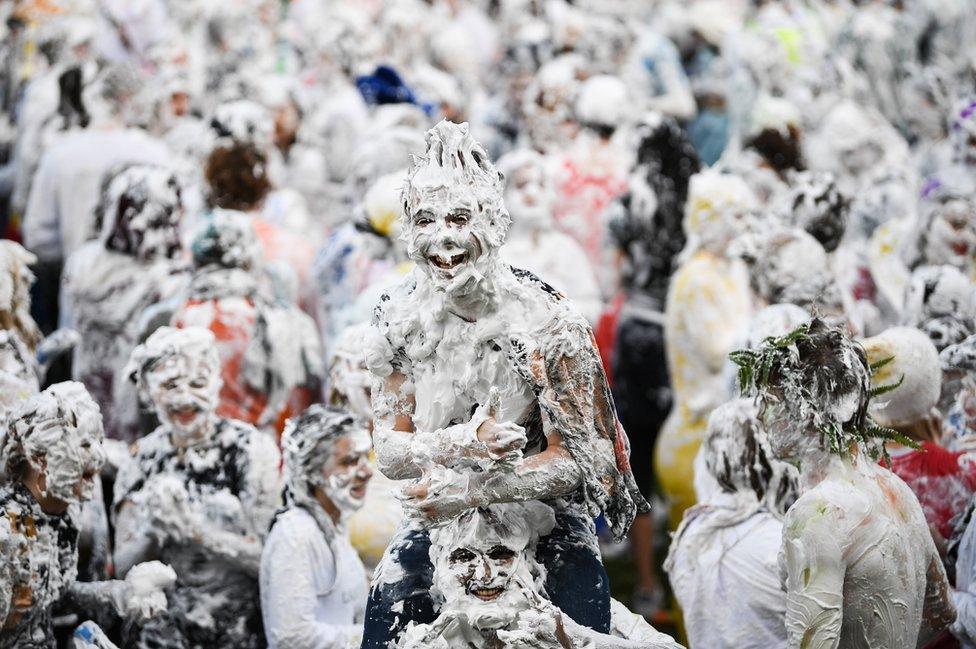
[260,405,374,649]
[0,382,174,649]
[666,398,797,649]
[733,318,956,648]
[112,326,280,649]
[396,502,683,649]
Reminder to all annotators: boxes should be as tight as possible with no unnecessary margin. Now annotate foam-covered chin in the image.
[323,473,367,517]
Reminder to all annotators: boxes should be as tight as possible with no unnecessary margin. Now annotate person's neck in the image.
[798,446,853,491]
[21,473,69,515]
[170,417,215,449]
[314,489,343,526]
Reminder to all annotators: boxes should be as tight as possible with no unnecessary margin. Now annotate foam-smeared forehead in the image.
[430,501,555,554]
[403,120,511,248]
[127,326,219,384]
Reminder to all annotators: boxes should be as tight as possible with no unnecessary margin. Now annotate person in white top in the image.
[23,64,171,265]
[666,398,797,649]
[260,405,374,649]
[734,318,956,648]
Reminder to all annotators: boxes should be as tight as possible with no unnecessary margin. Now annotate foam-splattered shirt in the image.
[886,441,976,539]
[113,419,281,649]
[0,482,79,649]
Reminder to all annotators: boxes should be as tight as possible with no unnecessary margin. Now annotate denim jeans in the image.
[360,506,611,648]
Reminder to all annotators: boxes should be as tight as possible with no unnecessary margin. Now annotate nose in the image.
[474,557,492,581]
[358,459,374,480]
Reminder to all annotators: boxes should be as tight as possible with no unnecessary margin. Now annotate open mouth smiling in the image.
[469,586,505,601]
[429,253,467,271]
[169,405,202,425]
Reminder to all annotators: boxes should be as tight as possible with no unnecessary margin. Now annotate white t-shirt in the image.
[260,507,368,649]
[23,127,171,262]
[666,493,787,649]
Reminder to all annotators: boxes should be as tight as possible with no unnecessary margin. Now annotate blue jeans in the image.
[360,507,611,648]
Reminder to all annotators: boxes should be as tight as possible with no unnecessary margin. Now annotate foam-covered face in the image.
[51,414,105,503]
[145,351,220,441]
[320,428,373,513]
[435,533,532,632]
[504,161,551,229]
[407,184,488,291]
[925,198,976,269]
[20,392,105,503]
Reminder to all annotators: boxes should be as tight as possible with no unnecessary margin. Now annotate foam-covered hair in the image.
[93,163,183,258]
[125,326,220,396]
[190,208,262,271]
[862,327,940,428]
[704,398,797,515]
[281,405,366,500]
[402,120,510,249]
[210,99,273,149]
[429,501,556,555]
[731,318,892,459]
[1,381,103,482]
[0,240,41,352]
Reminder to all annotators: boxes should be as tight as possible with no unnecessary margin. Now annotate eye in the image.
[190,378,209,388]
[447,211,470,227]
[487,546,516,561]
[414,211,434,227]
[163,379,179,390]
[450,548,476,563]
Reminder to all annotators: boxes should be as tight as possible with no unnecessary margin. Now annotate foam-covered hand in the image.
[475,388,527,463]
[119,561,177,620]
[400,469,480,524]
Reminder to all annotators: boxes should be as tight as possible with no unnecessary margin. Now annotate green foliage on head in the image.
[730,318,917,463]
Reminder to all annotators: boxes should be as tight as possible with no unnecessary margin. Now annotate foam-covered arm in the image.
[782,502,844,649]
[472,430,582,506]
[113,501,157,578]
[67,561,175,621]
[919,548,956,646]
[196,526,264,576]
[372,371,492,480]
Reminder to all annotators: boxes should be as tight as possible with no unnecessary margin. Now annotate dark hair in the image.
[57,66,90,129]
[746,124,805,176]
[205,143,272,211]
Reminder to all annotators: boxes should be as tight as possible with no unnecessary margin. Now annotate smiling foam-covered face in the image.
[402,121,510,295]
[320,428,373,514]
[1,381,106,504]
[128,327,221,442]
[922,194,976,270]
[281,404,373,525]
[430,502,555,629]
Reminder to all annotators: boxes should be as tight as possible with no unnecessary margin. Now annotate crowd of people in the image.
[1,0,976,648]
